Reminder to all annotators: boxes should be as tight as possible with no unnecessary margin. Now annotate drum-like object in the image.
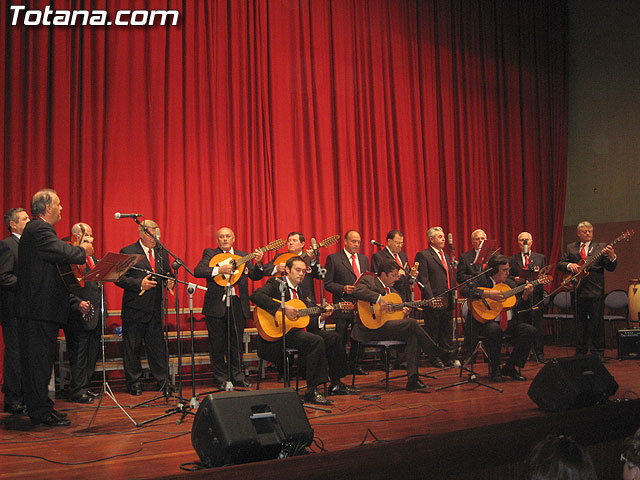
[629,279,640,324]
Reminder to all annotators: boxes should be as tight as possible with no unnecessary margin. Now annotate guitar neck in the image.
[236,246,271,268]
[580,237,621,271]
[297,302,341,317]
[503,277,545,298]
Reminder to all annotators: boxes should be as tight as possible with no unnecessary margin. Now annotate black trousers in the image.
[64,323,101,396]
[205,296,247,385]
[472,320,535,371]
[423,308,454,353]
[122,314,168,388]
[17,318,59,422]
[574,295,606,355]
[334,313,360,367]
[1,316,23,405]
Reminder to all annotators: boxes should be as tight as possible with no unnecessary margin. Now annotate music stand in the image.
[82,252,145,429]
[473,239,499,266]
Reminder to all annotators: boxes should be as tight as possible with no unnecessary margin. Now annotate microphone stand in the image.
[275,278,290,387]
[313,246,328,327]
[437,268,503,393]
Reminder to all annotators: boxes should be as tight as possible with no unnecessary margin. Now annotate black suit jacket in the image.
[68,258,103,330]
[459,274,530,327]
[0,234,19,324]
[371,248,411,301]
[456,248,483,285]
[194,247,264,319]
[16,219,86,324]
[115,241,173,322]
[508,252,546,297]
[557,242,617,298]
[324,251,370,319]
[251,276,322,333]
[414,247,454,311]
[263,252,320,304]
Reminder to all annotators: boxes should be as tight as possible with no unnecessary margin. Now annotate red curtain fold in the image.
[1,0,567,334]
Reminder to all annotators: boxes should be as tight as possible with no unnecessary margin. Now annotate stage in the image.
[2,345,639,479]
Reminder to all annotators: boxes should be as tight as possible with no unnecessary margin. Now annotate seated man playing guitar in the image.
[352,260,458,391]
[250,256,358,405]
[460,254,536,383]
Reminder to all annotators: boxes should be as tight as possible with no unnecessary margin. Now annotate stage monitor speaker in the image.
[618,329,640,359]
[527,355,618,412]
[191,388,313,467]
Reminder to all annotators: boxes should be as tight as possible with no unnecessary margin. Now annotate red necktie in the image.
[580,243,587,260]
[86,256,95,270]
[351,254,360,277]
[394,254,402,267]
[499,310,508,332]
[524,253,530,268]
[290,287,299,299]
[385,286,391,294]
[438,250,451,288]
[148,249,156,272]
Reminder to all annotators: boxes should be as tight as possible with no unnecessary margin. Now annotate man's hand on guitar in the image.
[343,284,355,294]
[81,242,94,258]
[218,263,234,275]
[275,263,286,273]
[603,245,616,260]
[484,289,505,301]
[284,305,299,320]
[320,304,334,319]
[522,282,534,300]
[567,263,581,273]
[402,306,411,317]
[253,248,264,264]
[378,297,390,312]
[78,300,91,315]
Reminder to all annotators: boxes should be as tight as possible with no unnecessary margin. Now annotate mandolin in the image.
[58,225,88,291]
[273,234,340,275]
[208,238,285,287]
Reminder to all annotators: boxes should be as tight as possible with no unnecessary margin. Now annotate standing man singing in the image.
[456,229,487,284]
[16,189,92,426]
[0,207,30,415]
[116,219,175,396]
[509,232,547,362]
[194,227,265,389]
[557,221,617,360]
[371,230,411,302]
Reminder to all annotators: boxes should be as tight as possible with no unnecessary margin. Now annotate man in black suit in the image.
[0,207,30,415]
[557,221,617,359]
[115,219,175,395]
[194,227,265,388]
[509,232,547,362]
[352,260,458,391]
[63,223,103,404]
[264,232,320,304]
[456,229,487,284]
[251,256,357,404]
[16,189,92,426]
[460,255,535,382]
[371,230,411,302]
[324,230,370,374]
[414,227,457,368]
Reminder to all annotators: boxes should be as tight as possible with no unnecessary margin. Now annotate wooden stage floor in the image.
[2,345,639,479]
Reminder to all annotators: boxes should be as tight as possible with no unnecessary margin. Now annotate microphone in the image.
[523,239,529,256]
[114,212,142,219]
[311,237,319,256]
[155,228,161,241]
[448,233,454,252]
[370,240,384,249]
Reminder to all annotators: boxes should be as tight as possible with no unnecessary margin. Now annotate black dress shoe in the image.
[70,393,94,404]
[32,412,71,427]
[500,364,526,381]
[4,402,27,415]
[328,382,360,396]
[233,380,253,389]
[304,388,334,405]
[406,375,428,391]
[129,384,143,396]
[52,409,68,419]
[431,358,445,368]
[351,366,369,376]
[86,389,100,399]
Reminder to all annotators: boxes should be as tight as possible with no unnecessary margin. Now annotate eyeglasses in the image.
[621,453,639,469]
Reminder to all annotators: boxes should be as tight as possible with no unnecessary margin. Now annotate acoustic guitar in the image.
[357,293,444,330]
[559,229,634,292]
[471,275,552,323]
[255,299,354,341]
[208,238,285,287]
[273,234,340,274]
[58,224,89,291]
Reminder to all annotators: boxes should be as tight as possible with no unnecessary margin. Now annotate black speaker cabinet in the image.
[618,329,640,359]
[527,355,618,412]
[191,388,313,467]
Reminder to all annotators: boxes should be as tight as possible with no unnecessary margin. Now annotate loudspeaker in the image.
[527,355,618,412]
[191,388,313,467]
[618,329,640,359]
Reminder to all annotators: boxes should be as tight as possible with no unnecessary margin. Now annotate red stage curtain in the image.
[0,0,567,361]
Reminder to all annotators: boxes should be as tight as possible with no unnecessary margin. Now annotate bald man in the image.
[194,227,265,388]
